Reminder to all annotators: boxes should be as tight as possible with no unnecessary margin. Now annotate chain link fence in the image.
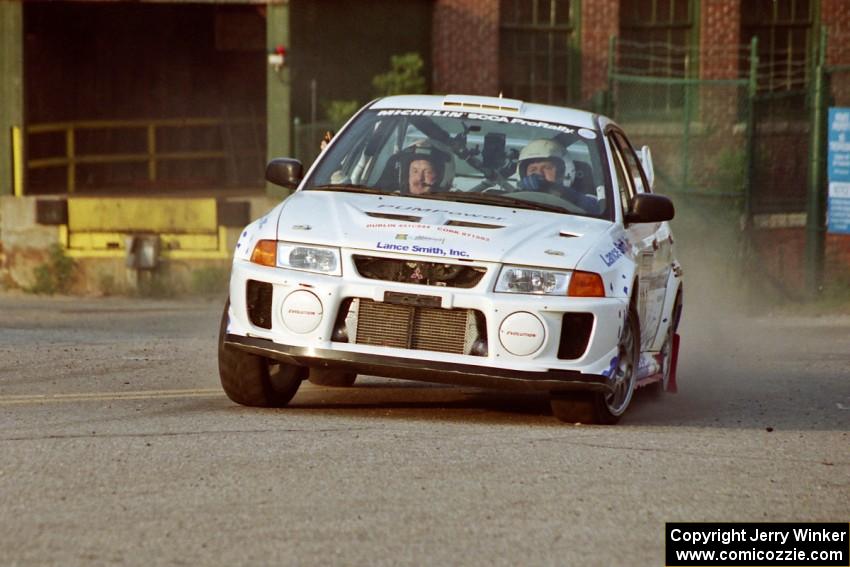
[609,37,755,306]
[609,33,850,304]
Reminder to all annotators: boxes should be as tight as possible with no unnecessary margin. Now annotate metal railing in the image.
[26,117,257,193]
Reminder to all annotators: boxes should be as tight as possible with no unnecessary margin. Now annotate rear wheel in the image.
[218,300,304,407]
[551,303,640,424]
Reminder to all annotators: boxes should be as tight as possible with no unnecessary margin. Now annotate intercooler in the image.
[338,298,486,356]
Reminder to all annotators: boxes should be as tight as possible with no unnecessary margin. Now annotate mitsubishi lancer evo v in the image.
[218,94,683,424]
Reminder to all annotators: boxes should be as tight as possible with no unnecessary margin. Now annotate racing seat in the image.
[573,160,595,196]
[374,154,402,191]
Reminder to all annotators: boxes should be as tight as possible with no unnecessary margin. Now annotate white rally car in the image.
[219,94,683,424]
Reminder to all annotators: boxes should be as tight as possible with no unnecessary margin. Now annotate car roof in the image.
[370,94,599,130]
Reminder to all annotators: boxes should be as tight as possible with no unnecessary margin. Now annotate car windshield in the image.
[303,109,611,219]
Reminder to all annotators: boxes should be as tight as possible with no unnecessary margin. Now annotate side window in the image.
[607,135,632,217]
[612,131,649,194]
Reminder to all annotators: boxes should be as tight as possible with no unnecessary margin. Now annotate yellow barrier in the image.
[26,117,255,194]
[12,126,23,197]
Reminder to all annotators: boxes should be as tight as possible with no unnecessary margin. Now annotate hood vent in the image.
[445,220,503,229]
[559,231,581,238]
[366,212,422,222]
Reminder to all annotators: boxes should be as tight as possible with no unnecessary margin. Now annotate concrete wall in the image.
[0,195,279,295]
[0,197,58,289]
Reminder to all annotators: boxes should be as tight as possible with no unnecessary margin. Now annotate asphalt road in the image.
[0,291,848,567]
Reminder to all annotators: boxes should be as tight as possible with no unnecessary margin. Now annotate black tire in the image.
[551,303,640,424]
[218,300,303,407]
[550,391,596,424]
[308,368,357,387]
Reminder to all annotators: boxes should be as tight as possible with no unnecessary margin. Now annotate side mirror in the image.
[638,145,655,190]
[625,193,674,224]
[265,158,303,189]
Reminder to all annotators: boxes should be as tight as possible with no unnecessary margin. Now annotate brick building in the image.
[432,0,850,297]
[1,0,849,296]
[432,0,849,106]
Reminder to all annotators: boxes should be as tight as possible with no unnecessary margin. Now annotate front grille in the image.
[246,280,273,329]
[557,312,594,359]
[341,298,485,356]
[353,255,486,288]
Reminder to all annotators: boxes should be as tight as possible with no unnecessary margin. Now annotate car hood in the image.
[276,190,611,269]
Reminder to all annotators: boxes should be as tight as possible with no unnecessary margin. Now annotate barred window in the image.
[618,0,696,114]
[499,0,579,106]
[741,0,813,93]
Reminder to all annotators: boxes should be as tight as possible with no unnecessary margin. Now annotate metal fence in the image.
[815,31,850,288]
[609,37,757,302]
[608,32,850,301]
[24,115,265,195]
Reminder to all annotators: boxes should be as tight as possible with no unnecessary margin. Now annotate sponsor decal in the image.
[257,214,271,230]
[235,228,255,257]
[502,330,538,338]
[377,203,505,221]
[376,109,465,118]
[375,110,578,135]
[366,222,491,242]
[394,232,446,244]
[601,356,619,378]
[288,309,317,316]
[435,226,490,242]
[578,128,598,140]
[599,237,630,267]
[366,222,430,230]
[375,242,469,258]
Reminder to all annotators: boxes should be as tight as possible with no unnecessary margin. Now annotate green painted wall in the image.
[0,1,24,196]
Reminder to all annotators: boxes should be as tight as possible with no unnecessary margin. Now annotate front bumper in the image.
[226,333,612,393]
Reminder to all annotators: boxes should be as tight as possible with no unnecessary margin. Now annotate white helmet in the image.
[397,140,455,192]
[518,139,576,187]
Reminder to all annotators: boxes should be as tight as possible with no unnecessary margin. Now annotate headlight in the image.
[277,242,341,275]
[495,265,570,295]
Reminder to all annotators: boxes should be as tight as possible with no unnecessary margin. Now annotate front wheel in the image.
[551,303,640,424]
[218,300,304,407]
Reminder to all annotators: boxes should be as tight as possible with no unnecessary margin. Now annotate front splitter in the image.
[225,334,612,394]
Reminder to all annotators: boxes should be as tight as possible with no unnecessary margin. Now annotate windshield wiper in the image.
[414,191,568,214]
[309,184,387,195]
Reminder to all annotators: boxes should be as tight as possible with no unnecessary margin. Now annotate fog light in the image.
[281,290,323,334]
[498,312,545,356]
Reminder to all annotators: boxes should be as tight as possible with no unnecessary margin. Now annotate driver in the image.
[397,140,455,195]
[517,139,599,211]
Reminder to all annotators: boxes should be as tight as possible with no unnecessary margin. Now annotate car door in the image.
[607,129,669,350]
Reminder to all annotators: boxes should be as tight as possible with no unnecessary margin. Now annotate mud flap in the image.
[666,333,680,393]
